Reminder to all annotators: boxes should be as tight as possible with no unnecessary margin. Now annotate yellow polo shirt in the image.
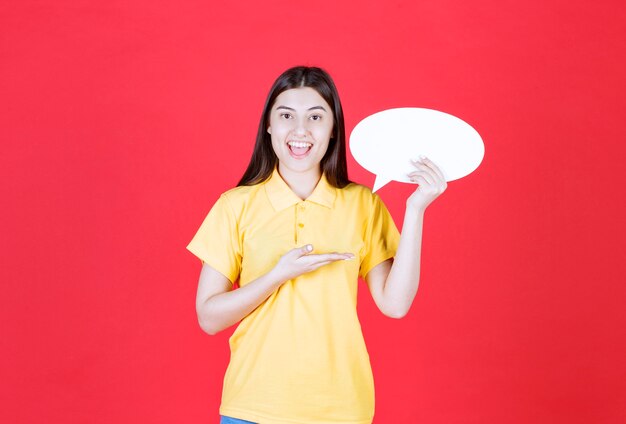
[187,167,400,424]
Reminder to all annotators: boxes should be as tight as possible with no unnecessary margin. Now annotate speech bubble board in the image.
[349,107,484,192]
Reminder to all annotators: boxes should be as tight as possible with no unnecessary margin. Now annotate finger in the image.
[408,170,435,185]
[409,161,438,184]
[295,244,314,257]
[306,253,354,263]
[419,156,446,182]
[407,171,435,186]
[407,172,426,183]
[311,256,356,270]
[311,260,334,269]
[319,253,355,261]
[408,174,432,188]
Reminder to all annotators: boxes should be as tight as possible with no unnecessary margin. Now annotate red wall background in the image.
[1,1,625,423]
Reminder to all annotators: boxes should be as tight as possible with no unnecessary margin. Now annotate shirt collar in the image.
[264,166,336,211]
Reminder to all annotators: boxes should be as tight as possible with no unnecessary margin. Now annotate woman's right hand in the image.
[271,244,354,283]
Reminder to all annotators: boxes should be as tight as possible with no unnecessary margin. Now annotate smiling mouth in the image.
[287,140,313,158]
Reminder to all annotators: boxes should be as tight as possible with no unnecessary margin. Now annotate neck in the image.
[277,164,322,200]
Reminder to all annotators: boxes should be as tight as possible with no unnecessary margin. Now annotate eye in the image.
[310,114,322,121]
[280,112,293,119]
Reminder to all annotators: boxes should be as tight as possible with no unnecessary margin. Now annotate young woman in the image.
[187,66,447,424]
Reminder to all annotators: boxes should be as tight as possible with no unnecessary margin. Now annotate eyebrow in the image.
[276,105,327,112]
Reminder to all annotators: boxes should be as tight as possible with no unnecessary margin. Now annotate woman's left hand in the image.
[406,156,448,214]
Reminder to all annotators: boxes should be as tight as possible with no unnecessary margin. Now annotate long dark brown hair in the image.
[237,66,352,188]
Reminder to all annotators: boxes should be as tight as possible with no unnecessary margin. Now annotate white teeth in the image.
[287,141,312,148]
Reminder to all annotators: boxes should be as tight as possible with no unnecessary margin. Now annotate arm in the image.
[365,156,447,319]
[196,245,354,335]
[196,263,285,335]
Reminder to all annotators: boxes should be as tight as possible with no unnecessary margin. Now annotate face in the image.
[267,87,334,176]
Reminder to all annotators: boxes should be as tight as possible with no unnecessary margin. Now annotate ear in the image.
[267,126,272,135]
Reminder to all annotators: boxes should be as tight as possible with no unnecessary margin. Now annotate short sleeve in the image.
[359,193,400,279]
[186,194,242,285]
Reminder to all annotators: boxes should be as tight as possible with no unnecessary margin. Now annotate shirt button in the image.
[298,223,304,228]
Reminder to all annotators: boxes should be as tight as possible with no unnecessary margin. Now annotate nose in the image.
[294,117,308,137]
